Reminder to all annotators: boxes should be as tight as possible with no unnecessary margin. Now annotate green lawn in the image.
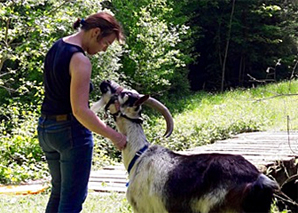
[0,192,131,213]
[149,80,298,151]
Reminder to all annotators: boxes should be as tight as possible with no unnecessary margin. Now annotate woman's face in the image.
[87,28,116,55]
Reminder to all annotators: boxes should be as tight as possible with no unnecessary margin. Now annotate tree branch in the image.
[46,0,73,15]
[274,191,298,207]
[0,85,15,95]
[4,18,10,47]
[247,74,275,83]
[254,93,298,102]
[290,60,298,80]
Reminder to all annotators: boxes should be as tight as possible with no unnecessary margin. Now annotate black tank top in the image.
[41,39,92,115]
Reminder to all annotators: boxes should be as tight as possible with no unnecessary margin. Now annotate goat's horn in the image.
[144,97,174,138]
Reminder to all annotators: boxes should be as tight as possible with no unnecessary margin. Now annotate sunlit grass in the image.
[149,80,298,150]
[178,80,298,132]
[0,193,47,213]
[0,191,131,213]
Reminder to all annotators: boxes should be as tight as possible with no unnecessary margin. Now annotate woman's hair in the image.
[73,12,124,43]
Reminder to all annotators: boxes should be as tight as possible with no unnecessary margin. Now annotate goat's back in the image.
[128,146,278,213]
[164,152,259,212]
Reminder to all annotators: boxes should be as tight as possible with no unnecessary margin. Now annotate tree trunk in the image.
[238,55,243,86]
[221,0,236,92]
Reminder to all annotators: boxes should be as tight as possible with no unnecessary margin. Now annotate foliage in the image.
[90,41,126,101]
[111,0,192,96]
[0,101,46,183]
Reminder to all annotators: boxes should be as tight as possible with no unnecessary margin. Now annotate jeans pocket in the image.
[70,118,93,148]
[41,120,72,152]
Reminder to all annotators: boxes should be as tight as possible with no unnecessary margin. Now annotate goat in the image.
[91,80,279,213]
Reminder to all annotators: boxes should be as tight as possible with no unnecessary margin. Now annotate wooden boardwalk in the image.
[88,165,127,193]
[88,131,298,193]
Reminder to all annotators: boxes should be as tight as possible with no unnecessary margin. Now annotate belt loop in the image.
[41,114,47,120]
[41,114,71,121]
[39,115,46,127]
[56,114,67,121]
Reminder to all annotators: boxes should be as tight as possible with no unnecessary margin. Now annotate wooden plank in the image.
[180,148,296,155]
[198,142,293,146]
[180,151,295,162]
[200,140,296,145]
[193,150,296,155]
[89,182,127,188]
[90,169,126,175]
[213,139,296,143]
[217,133,298,138]
[88,182,126,193]
[88,167,128,193]
[89,177,127,184]
[241,155,294,162]
[193,148,296,153]
[181,131,298,171]
[191,145,295,150]
[233,131,298,136]
[90,171,127,179]
[102,165,126,171]
[179,151,295,158]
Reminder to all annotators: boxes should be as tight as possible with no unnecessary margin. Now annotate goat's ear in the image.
[134,95,150,106]
[99,80,111,94]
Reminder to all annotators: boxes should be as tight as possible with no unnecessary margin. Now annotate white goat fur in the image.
[91,80,279,213]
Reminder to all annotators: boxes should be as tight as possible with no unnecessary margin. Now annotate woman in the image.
[37,12,126,213]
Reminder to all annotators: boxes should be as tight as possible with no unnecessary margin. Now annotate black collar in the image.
[121,114,143,124]
[127,145,149,174]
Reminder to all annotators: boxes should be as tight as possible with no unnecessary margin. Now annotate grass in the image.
[1,80,297,212]
[149,80,298,150]
[0,193,48,213]
[0,191,131,213]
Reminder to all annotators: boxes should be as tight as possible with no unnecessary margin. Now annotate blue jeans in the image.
[38,115,93,213]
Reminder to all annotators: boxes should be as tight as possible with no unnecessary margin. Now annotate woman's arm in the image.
[69,52,126,150]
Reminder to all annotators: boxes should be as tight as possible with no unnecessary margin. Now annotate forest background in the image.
[0,0,297,184]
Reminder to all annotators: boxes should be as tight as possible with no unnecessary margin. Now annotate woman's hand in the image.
[111,133,126,150]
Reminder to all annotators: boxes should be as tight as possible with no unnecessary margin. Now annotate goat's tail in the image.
[242,174,279,213]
